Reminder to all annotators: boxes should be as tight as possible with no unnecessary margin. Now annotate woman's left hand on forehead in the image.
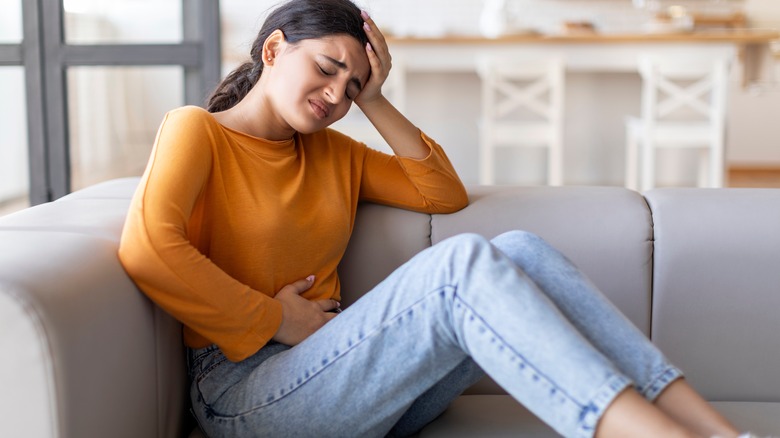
[356,10,391,106]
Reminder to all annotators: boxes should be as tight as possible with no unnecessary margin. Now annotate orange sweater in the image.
[118,106,468,362]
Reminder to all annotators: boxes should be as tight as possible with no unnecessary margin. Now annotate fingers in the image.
[316,298,341,313]
[278,275,341,312]
[278,275,315,296]
[361,11,386,46]
[361,10,391,72]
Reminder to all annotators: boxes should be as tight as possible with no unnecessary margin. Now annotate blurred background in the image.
[1,0,779,216]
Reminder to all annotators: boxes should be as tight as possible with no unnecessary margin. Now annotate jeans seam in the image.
[452,293,585,410]
[204,284,457,421]
[195,354,229,385]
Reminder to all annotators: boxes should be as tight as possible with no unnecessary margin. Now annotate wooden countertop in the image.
[388,29,780,45]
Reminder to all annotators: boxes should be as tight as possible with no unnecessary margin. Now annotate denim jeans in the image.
[188,231,682,438]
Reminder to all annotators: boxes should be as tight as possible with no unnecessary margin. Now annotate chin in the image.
[292,119,333,135]
[293,124,327,135]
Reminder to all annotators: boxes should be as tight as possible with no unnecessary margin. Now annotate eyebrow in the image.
[322,55,363,91]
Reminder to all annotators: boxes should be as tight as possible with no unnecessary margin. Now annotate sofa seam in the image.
[427,213,433,247]
[640,194,656,342]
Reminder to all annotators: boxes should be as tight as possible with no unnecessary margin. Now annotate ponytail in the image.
[206,61,262,113]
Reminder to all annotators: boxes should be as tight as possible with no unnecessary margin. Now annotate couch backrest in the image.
[339,184,655,395]
[7,177,775,438]
[646,188,780,402]
[341,185,655,334]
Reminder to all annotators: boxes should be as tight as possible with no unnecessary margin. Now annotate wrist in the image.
[356,93,386,112]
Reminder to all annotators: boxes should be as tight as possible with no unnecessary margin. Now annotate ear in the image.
[263,29,285,66]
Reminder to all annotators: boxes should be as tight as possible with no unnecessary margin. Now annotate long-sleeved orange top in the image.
[118,106,468,362]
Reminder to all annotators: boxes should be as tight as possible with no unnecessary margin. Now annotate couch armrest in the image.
[0,231,187,438]
[0,177,188,438]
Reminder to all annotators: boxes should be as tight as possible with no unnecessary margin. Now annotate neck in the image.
[218,84,295,141]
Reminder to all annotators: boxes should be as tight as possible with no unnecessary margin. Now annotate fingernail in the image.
[361,10,369,20]
[306,275,315,282]
[363,21,370,32]
[366,42,373,52]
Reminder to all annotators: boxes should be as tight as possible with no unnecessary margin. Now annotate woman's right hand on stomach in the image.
[272,275,341,346]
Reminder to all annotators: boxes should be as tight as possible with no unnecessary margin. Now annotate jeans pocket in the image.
[190,347,230,406]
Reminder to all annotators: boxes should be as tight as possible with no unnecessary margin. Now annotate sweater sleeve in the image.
[357,131,469,213]
[118,107,282,362]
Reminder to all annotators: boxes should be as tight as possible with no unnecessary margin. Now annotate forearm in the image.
[358,95,429,159]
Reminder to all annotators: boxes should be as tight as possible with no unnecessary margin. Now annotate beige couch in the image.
[1,177,779,437]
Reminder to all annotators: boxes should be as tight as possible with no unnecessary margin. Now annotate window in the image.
[0,0,220,215]
[64,0,182,44]
[0,67,29,216]
[0,1,26,216]
[68,66,184,191]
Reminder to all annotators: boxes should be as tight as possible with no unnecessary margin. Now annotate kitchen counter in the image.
[331,29,780,186]
[388,29,780,45]
[387,29,779,85]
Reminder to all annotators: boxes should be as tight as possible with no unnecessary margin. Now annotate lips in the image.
[309,99,330,119]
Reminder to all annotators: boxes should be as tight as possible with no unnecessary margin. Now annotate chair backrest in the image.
[638,55,730,126]
[478,57,565,125]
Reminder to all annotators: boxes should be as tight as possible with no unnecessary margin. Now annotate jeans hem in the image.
[641,366,685,402]
[575,374,633,438]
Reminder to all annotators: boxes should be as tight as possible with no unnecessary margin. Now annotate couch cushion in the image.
[646,188,780,402]
[430,186,655,397]
[0,198,130,240]
[419,395,557,437]
[338,202,433,307]
[56,177,140,201]
[710,402,780,436]
[432,185,654,335]
[417,396,780,437]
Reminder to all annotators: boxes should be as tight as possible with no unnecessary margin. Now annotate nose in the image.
[324,80,346,105]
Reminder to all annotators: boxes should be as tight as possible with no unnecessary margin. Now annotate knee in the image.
[436,233,495,263]
[441,233,492,252]
[491,230,547,250]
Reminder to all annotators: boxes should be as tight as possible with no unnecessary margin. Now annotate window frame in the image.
[0,0,221,204]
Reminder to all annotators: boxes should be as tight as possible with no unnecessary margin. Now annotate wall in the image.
[223,0,778,186]
[731,0,780,167]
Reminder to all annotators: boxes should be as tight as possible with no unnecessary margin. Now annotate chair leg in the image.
[697,149,709,188]
[548,137,563,186]
[711,135,725,188]
[480,129,494,185]
[625,127,638,191]
[640,137,655,191]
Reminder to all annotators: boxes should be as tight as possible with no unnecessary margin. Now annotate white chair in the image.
[625,55,731,191]
[477,57,565,186]
[330,61,406,154]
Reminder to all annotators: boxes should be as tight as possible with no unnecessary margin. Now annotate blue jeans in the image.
[188,231,682,438]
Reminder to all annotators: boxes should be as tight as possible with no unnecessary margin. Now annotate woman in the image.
[118,1,752,437]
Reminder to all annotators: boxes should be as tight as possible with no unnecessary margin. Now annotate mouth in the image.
[309,99,330,120]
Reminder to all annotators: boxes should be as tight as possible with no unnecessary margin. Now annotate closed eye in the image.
[318,64,357,100]
[318,64,335,76]
[317,55,364,98]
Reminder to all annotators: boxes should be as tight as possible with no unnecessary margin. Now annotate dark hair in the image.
[206,0,369,113]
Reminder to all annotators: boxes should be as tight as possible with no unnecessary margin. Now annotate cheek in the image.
[331,102,353,122]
